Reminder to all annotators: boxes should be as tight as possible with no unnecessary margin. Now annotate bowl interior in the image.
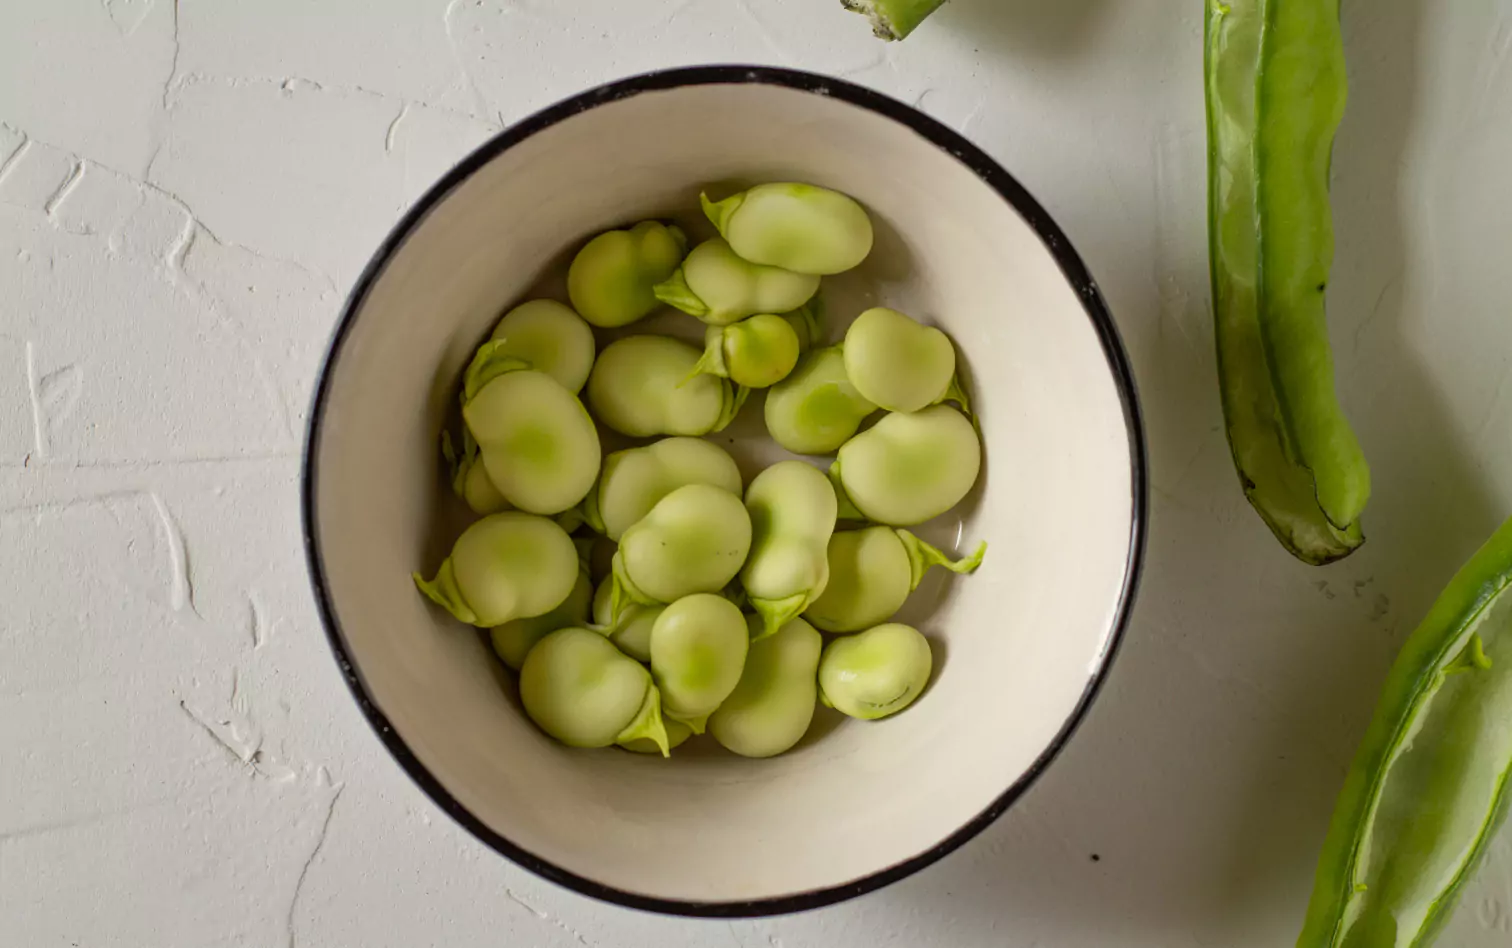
[308,74,1139,909]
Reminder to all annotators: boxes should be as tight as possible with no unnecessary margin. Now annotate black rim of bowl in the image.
[302,64,1148,919]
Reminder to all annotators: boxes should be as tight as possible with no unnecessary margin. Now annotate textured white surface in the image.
[2,0,1510,945]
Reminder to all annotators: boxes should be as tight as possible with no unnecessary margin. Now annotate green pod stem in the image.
[1205,0,1369,565]
[899,530,986,588]
[414,558,473,624]
[1297,516,1512,948]
[840,0,946,40]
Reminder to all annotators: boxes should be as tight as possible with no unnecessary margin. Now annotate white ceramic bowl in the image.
[303,66,1146,916]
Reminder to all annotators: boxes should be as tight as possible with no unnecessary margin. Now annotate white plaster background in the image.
[2,1,1510,945]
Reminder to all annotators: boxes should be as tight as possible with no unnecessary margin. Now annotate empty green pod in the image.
[805,527,986,633]
[567,221,687,328]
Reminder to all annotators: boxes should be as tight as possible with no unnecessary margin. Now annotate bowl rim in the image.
[302,63,1148,919]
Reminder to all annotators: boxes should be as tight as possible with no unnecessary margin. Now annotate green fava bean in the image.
[583,436,742,541]
[652,238,820,326]
[843,307,969,414]
[818,623,933,720]
[520,627,670,754]
[831,406,981,526]
[414,512,578,627]
[805,527,987,633]
[592,576,663,663]
[688,314,801,390]
[460,346,601,515]
[764,346,877,455]
[587,336,747,437]
[442,429,511,516]
[490,567,594,670]
[783,299,824,354]
[485,299,596,393]
[567,221,687,328]
[741,461,838,641]
[702,183,873,276]
[607,483,753,614]
[708,615,823,759]
[620,716,693,755]
[650,593,749,732]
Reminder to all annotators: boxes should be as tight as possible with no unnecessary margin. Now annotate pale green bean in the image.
[805,527,986,633]
[708,615,822,758]
[702,183,873,275]
[582,437,741,541]
[653,238,820,325]
[443,429,511,515]
[741,461,838,640]
[606,483,753,618]
[687,314,801,390]
[818,623,933,720]
[485,299,596,393]
[567,221,686,328]
[414,512,578,627]
[520,627,669,754]
[491,567,594,670]
[461,346,601,515]
[763,346,876,455]
[843,307,968,414]
[831,405,981,525]
[650,593,749,732]
[587,336,746,437]
[592,576,663,663]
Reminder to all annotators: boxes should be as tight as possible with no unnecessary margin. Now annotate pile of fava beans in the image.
[415,183,987,758]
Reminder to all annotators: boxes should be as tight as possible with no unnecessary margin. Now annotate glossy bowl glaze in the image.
[303,65,1146,917]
